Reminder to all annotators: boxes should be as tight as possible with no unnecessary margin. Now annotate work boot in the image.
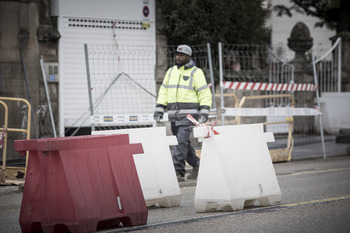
[176,171,185,182]
[187,166,199,179]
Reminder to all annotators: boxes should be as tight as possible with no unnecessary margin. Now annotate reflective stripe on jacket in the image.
[156,62,212,123]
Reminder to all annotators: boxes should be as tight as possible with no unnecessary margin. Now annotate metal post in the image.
[84,44,95,132]
[39,56,57,137]
[206,43,217,120]
[21,59,38,139]
[337,38,342,93]
[312,51,327,159]
[0,101,8,172]
[218,42,225,125]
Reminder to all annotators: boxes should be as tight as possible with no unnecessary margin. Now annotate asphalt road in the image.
[105,155,350,233]
[1,155,349,233]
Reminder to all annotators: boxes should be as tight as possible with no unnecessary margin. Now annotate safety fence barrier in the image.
[85,43,218,133]
[84,44,157,132]
[311,38,348,134]
[0,97,31,183]
[0,41,342,171]
[215,41,342,160]
[83,40,342,161]
[312,38,342,94]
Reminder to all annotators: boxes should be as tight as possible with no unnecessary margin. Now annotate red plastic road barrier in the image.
[14,134,147,233]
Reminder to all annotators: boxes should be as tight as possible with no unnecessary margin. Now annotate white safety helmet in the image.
[176,45,192,56]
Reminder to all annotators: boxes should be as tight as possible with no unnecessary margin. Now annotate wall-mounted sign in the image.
[142,0,150,28]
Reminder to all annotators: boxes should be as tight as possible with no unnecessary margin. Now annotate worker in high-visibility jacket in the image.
[154,44,212,182]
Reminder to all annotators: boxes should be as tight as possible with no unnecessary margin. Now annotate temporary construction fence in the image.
[0,97,31,184]
[85,43,217,132]
[0,56,58,167]
[84,44,157,131]
[217,42,322,161]
[218,43,296,125]
[312,38,346,134]
[313,38,342,94]
[0,58,40,140]
[217,39,342,160]
[84,40,342,161]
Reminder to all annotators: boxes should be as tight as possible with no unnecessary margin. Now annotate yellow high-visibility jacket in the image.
[155,61,212,124]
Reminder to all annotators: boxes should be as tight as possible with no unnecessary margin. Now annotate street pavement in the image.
[0,136,349,233]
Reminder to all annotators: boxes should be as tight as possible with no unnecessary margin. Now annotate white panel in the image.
[317,93,350,134]
[57,2,156,135]
[51,0,155,22]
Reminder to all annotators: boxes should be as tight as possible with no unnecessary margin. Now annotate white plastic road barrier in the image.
[193,123,281,212]
[92,127,181,207]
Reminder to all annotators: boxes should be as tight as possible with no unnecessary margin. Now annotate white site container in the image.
[193,123,281,212]
[92,127,181,207]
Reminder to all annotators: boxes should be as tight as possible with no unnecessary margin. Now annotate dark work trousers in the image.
[171,123,200,177]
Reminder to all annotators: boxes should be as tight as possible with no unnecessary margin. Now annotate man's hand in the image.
[198,114,208,124]
[154,115,162,123]
[154,112,163,123]
[154,104,166,123]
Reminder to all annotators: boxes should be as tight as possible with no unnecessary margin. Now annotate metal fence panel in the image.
[216,41,342,160]
[313,38,342,93]
[85,44,157,131]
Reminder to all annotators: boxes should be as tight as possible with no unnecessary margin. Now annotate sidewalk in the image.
[270,135,350,160]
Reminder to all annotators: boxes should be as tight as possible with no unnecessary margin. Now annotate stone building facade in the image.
[0,0,59,160]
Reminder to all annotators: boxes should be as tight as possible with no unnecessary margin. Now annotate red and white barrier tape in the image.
[222,106,321,116]
[221,81,317,91]
[186,114,219,138]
